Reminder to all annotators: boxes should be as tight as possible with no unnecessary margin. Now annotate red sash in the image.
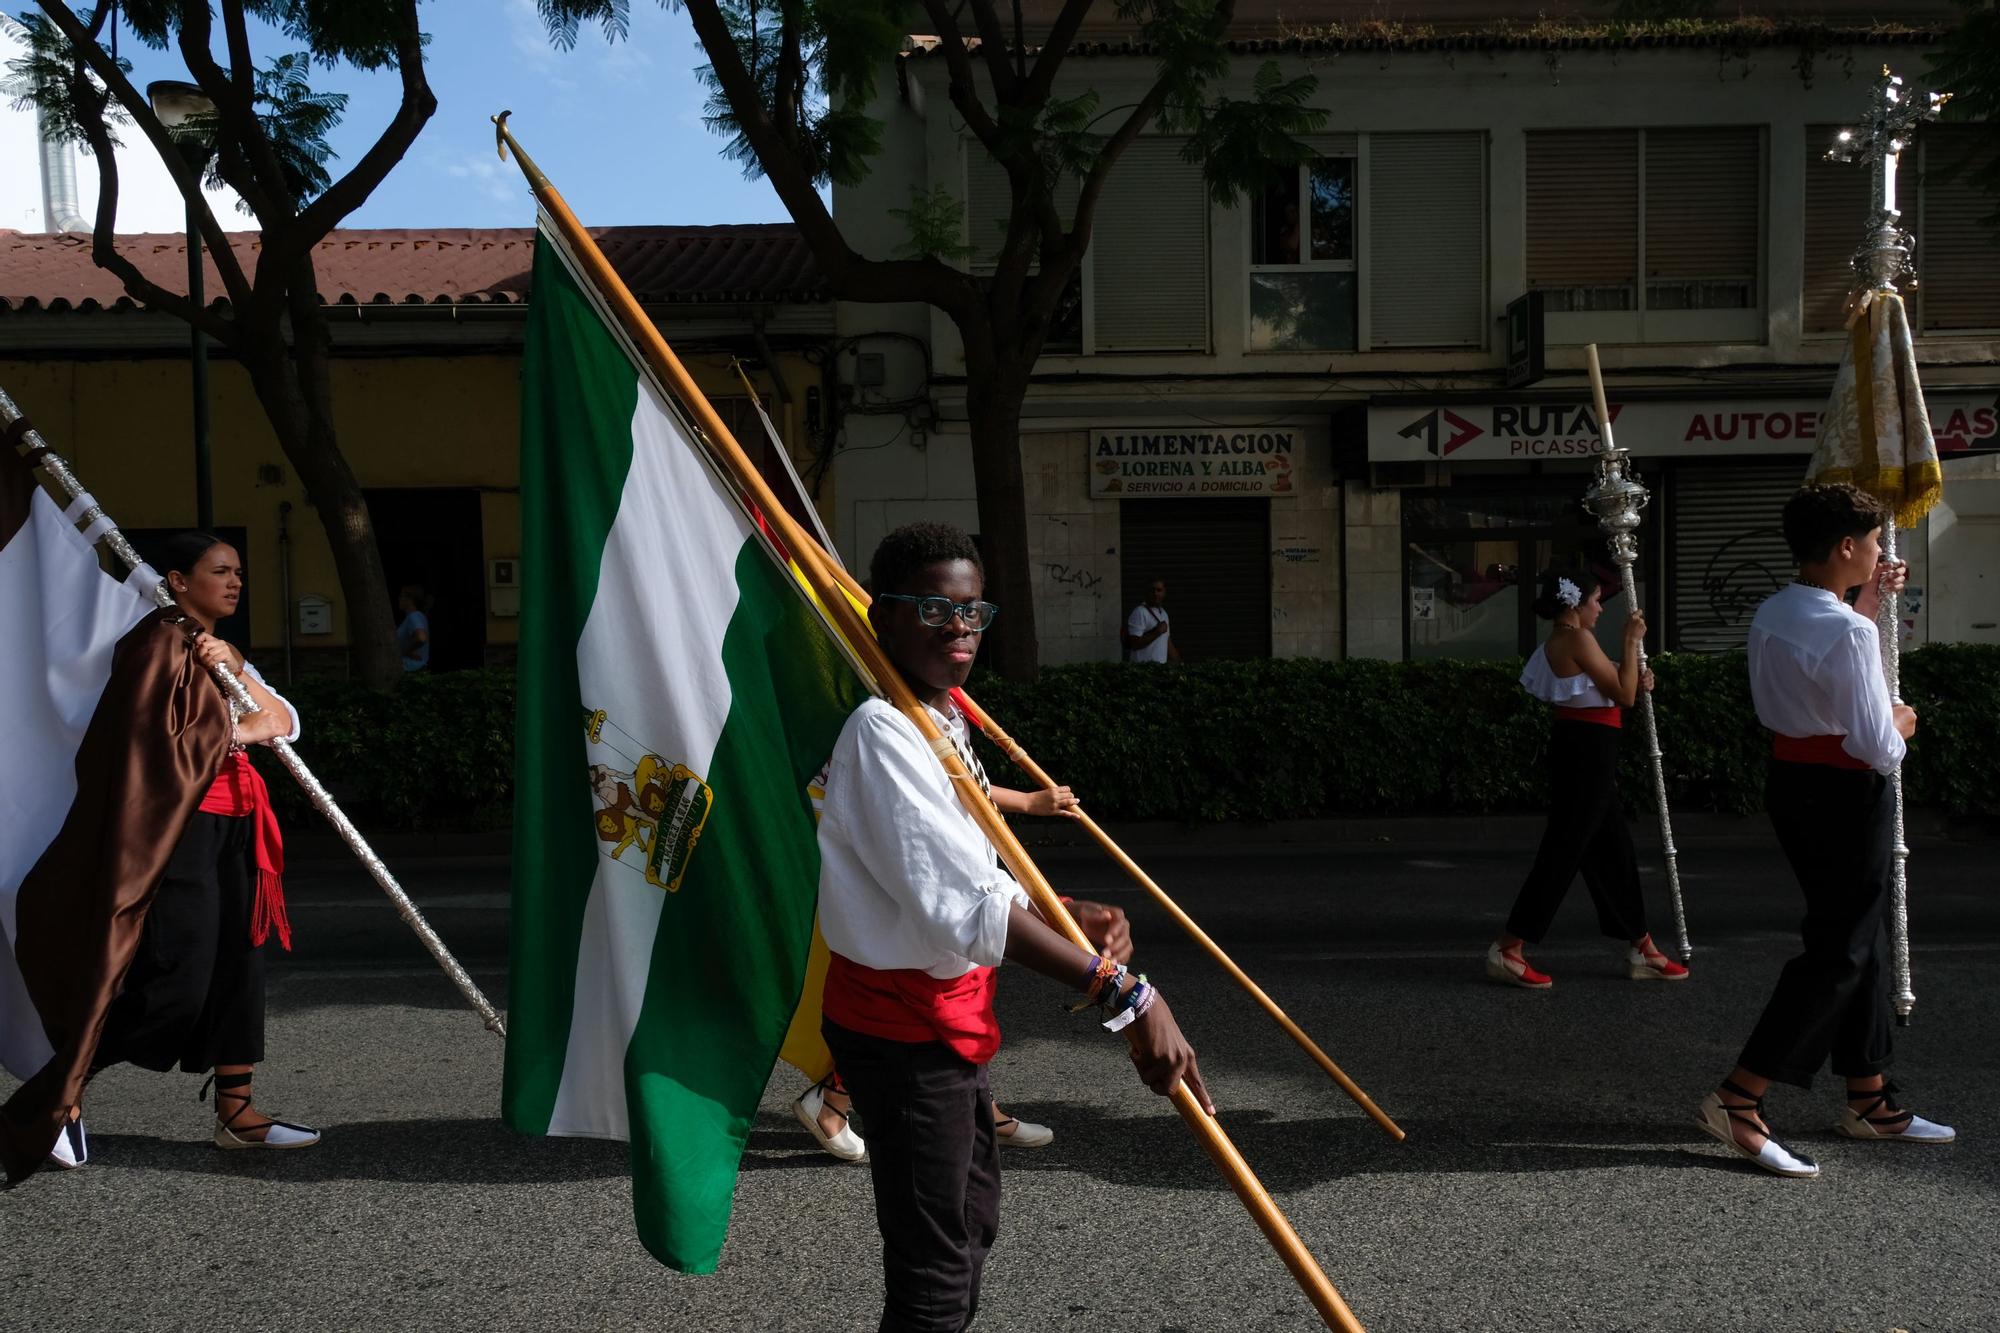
[1771,733,1871,771]
[822,951,1000,1065]
[197,749,291,950]
[1555,704,1623,729]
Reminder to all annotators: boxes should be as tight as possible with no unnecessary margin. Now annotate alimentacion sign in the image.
[1368,395,2000,462]
[1089,428,1297,498]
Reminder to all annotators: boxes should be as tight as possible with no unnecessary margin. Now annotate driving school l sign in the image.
[1089,428,1296,498]
[1367,396,2000,462]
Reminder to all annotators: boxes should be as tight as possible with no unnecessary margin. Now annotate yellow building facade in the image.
[0,225,836,672]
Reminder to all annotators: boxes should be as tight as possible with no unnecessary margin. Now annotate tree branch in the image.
[67,49,236,341]
[33,0,255,312]
[177,2,288,224]
[962,0,1021,102]
[1064,75,1174,269]
[276,1,437,265]
[917,0,1003,150]
[681,0,977,312]
[1021,0,1095,108]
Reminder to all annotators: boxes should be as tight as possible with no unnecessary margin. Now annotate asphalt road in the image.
[5,818,1997,1333]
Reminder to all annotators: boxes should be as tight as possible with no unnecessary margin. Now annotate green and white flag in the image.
[502,222,868,1273]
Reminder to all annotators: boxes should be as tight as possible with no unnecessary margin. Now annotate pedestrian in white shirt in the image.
[1696,484,1954,1180]
[1123,578,1178,662]
[816,522,1209,1333]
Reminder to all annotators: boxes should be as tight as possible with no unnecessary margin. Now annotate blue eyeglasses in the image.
[876,594,1000,632]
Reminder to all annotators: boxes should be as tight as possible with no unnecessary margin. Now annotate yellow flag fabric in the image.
[1809,290,1944,528]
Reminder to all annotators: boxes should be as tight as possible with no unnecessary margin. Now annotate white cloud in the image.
[445,153,525,212]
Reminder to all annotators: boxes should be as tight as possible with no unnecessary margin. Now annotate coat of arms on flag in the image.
[584,708,714,893]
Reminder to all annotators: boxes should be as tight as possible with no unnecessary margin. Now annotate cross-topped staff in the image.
[1580,347,1689,963]
[1824,68,1950,1025]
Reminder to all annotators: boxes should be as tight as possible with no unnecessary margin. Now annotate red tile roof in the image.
[0,224,825,314]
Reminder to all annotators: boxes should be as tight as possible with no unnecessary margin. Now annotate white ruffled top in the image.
[1520,643,1617,710]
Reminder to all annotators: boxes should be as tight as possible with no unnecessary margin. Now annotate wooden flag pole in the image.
[495,115,1365,1333]
[947,688,1406,1141]
[716,375,1401,1140]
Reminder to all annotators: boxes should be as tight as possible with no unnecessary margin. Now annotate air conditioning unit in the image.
[1368,461,1443,490]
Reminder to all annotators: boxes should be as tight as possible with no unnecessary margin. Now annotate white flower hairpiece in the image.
[1555,577,1582,608]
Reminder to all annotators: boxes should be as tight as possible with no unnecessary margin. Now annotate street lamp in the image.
[147,80,218,532]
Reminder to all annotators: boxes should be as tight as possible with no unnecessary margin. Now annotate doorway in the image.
[363,488,487,672]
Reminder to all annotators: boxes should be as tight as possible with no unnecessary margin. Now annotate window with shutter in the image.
[1527,130,1638,311]
[1247,134,1359,352]
[1919,124,2000,332]
[1802,124,1904,333]
[1367,131,1487,348]
[1645,127,1761,310]
[1093,138,1211,352]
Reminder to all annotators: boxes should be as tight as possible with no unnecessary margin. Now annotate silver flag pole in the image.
[1580,346,1691,963]
[1825,70,1948,1025]
[1,385,505,1037]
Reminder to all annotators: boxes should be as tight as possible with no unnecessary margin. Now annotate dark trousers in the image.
[1737,761,1894,1089]
[1505,720,1648,944]
[94,812,266,1075]
[824,1018,999,1333]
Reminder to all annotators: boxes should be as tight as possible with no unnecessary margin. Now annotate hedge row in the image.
[251,646,2000,830]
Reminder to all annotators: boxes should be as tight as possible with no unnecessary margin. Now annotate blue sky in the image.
[9,0,801,231]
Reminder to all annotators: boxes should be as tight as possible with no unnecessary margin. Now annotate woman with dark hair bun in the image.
[1486,567,1688,989]
[43,532,319,1169]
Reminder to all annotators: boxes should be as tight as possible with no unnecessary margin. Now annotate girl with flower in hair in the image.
[1486,568,1688,989]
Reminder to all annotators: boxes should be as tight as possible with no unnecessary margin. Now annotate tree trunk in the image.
[241,336,402,692]
[964,364,1040,681]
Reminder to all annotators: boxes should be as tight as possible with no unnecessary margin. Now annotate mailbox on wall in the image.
[297,594,332,636]
[489,557,521,618]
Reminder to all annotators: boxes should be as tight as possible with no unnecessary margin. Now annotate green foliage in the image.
[261,647,2000,831]
[249,669,517,830]
[889,184,975,261]
[1927,1,2000,225]
[1183,61,1327,206]
[2,10,131,149]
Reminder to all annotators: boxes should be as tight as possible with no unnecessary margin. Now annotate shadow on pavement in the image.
[76,1118,628,1184]
[964,1106,1743,1191]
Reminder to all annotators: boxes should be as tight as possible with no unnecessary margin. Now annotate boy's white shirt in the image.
[816,697,1028,978]
[1747,583,1905,775]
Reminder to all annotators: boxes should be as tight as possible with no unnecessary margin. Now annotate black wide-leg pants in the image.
[1736,760,1894,1089]
[1505,719,1648,944]
[824,1018,1000,1333]
[94,811,266,1075]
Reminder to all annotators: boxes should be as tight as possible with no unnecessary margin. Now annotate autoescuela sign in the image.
[1089,428,1296,498]
[1366,395,2000,462]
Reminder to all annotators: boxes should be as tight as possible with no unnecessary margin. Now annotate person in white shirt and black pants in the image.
[1697,484,1955,1180]
[1123,578,1179,663]
[816,523,1211,1332]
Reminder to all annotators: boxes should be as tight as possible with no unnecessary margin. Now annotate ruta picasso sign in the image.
[1367,395,2000,462]
[1089,428,1297,498]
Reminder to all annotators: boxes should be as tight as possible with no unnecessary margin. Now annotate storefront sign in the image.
[1089,428,1296,498]
[1367,394,2000,462]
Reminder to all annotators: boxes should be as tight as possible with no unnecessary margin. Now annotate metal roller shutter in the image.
[1092,138,1210,351]
[1368,131,1487,347]
[1669,464,1802,654]
[1919,124,2000,332]
[1119,498,1271,660]
[1645,126,1761,307]
[1527,130,1638,292]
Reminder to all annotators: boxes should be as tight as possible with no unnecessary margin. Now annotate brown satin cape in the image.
[0,609,230,1182]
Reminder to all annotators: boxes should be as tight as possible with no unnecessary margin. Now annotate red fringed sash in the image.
[197,749,290,950]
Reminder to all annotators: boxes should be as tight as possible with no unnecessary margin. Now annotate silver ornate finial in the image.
[1827,67,1951,292]
[1581,447,1651,568]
